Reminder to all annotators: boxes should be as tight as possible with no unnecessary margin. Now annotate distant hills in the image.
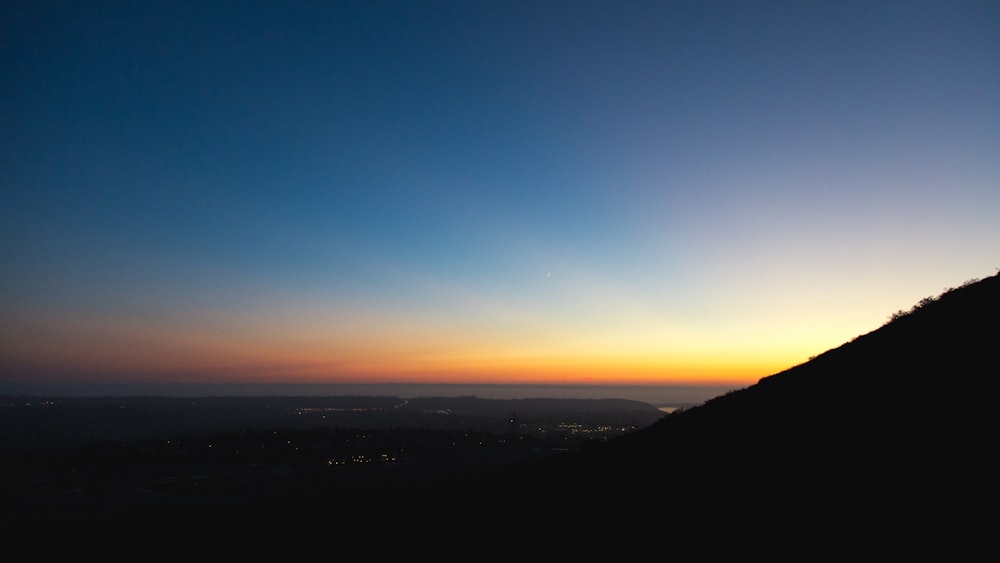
[0,394,665,449]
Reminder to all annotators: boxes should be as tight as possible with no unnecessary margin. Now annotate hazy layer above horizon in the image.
[0,382,738,407]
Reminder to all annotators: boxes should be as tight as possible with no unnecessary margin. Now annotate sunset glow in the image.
[2,1,998,395]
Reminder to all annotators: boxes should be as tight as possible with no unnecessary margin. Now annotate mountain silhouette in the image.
[432,271,998,550]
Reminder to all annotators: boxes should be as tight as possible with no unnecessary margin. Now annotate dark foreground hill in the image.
[476,272,998,549]
[404,272,997,550]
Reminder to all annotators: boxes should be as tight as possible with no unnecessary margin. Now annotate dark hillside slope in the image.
[480,272,998,541]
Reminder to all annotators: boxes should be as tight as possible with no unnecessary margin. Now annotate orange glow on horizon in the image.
[0,350,783,388]
[0,298,849,389]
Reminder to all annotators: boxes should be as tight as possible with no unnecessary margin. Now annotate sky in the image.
[2,0,998,394]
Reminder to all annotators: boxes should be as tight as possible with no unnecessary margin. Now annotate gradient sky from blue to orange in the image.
[1,1,998,390]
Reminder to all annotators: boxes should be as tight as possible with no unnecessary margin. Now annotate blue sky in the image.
[2,1,998,388]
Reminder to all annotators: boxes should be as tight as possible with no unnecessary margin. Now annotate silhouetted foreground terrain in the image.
[490,272,998,548]
[3,273,996,551]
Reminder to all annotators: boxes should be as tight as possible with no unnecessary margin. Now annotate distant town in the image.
[0,394,669,520]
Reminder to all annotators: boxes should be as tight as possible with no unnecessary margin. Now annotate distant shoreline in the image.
[0,382,740,408]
